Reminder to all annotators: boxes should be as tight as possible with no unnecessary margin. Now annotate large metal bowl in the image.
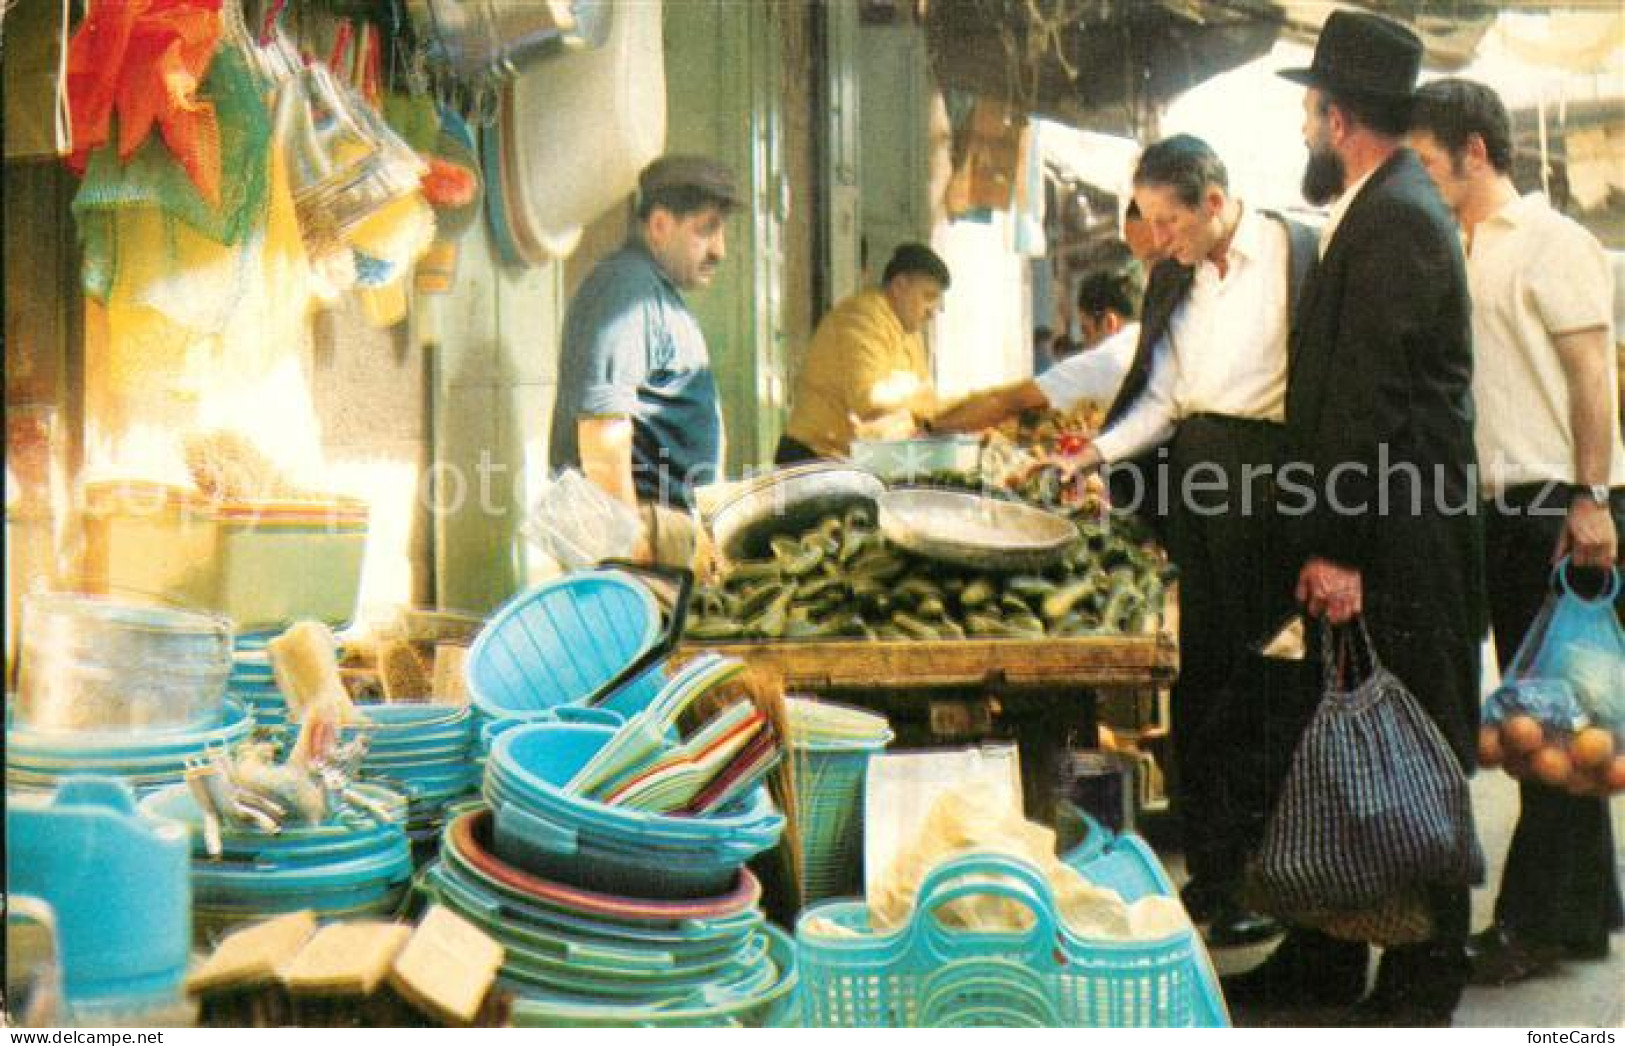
[710,464,884,563]
[877,488,1077,572]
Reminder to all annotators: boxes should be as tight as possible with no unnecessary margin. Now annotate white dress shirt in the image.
[1094,206,1291,464]
[1319,166,1377,259]
[1035,323,1139,412]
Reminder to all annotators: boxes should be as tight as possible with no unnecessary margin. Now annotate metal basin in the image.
[710,464,884,563]
[877,488,1077,572]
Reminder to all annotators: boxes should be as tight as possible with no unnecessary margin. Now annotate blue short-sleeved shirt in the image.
[549,241,723,510]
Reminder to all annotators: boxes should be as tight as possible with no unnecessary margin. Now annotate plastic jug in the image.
[6,777,192,1006]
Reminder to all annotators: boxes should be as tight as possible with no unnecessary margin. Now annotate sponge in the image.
[283,920,412,996]
[269,621,357,722]
[188,909,317,994]
[387,905,504,1027]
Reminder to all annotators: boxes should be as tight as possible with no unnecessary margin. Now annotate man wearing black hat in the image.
[1223,11,1488,1026]
[776,243,950,463]
[549,154,741,566]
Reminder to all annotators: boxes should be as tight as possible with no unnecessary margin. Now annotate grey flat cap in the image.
[637,154,742,208]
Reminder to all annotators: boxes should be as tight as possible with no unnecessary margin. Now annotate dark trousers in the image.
[1162,415,1293,890]
[774,434,824,467]
[1485,483,1624,950]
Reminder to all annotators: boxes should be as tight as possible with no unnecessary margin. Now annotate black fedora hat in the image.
[1278,10,1422,100]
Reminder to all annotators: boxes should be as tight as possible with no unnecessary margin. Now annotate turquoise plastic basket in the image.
[465,571,663,721]
[794,846,1229,1028]
[794,733,891,904]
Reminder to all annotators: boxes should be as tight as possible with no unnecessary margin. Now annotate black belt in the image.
[1183,412,1285,432]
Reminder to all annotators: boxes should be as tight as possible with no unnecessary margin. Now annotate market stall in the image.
[673,447,1176,820]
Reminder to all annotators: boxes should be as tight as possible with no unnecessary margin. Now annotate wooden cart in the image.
[680,633,1178,822]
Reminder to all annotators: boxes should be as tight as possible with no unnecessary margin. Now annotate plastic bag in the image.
[520,469,641,570]
[1479,560,1624,796]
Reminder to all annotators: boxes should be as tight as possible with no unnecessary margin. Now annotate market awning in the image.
[918,0,1527,135]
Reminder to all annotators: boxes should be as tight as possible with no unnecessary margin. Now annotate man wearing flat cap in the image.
[776,243,951,463]
[1222,11,1488,1026]
[550,154,741,566]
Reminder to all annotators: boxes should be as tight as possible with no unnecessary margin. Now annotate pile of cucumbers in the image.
[686,505,1172,642]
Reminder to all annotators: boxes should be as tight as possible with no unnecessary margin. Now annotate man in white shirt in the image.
[1073,135,1317,949]
[930,262,1144,434]
[1409,77,1623,985]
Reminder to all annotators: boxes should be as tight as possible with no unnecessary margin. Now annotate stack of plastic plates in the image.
[421,809,796,1026]
[6,698,254,795]
[140,782,412,942]
[342,703,480,860]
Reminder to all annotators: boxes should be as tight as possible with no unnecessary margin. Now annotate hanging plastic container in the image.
[6,778,191,1008]
[411,0,613,81]
[493,0,666,262]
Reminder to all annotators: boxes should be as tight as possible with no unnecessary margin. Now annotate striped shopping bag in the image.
[1248,618,1484,918]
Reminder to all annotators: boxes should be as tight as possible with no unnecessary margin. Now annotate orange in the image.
[1569,727,1616,769]
[1529,745,1573,789]
[1501,715,1545,755]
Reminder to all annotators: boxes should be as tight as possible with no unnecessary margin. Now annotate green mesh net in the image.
[74,43,271,302]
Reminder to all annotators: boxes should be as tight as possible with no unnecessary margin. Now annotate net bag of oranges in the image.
[1479,560,1625,797]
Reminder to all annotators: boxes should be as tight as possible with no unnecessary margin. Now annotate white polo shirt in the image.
[1467,192,1624,494]
[1034,322,1138,412]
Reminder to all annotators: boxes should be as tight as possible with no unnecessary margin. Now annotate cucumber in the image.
[1006,576,1058,600]
[959,579,996,609]
[1042,577,1097,622]
[891,612,940,641]
[686,618,745,640]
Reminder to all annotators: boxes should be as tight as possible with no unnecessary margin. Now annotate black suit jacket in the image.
[1283,148,1488,644]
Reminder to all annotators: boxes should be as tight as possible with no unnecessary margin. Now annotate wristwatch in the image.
[1577,482,1611,506]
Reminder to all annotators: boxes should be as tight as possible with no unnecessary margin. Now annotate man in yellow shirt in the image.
[776,244,950,463]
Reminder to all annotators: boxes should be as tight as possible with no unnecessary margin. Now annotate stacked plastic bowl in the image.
[140,782,413,942]
[225,630,288,744]
[420,809,799,1027]
[786,698,894,904]
[341,703,480,861]
[7,595,249,795]
[482,721,784,900]
[6,698,254,796]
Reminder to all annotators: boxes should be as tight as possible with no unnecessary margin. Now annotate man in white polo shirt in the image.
[1410,77,1623,985]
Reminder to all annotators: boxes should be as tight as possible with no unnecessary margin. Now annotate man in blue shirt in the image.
[550,154,740,566]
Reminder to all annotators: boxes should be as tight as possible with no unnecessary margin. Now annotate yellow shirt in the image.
[784,288,932,458]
